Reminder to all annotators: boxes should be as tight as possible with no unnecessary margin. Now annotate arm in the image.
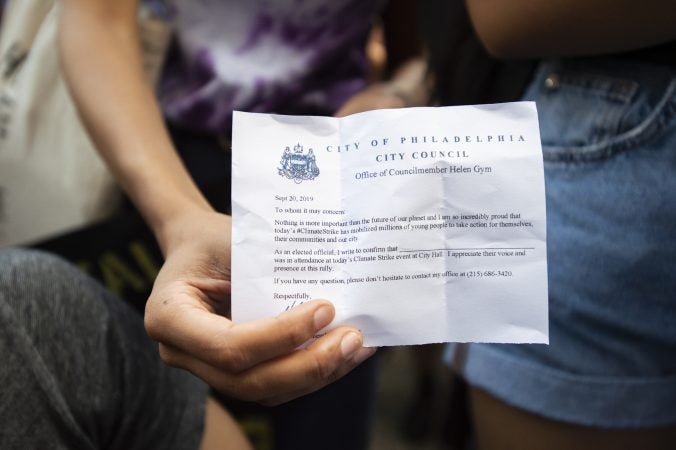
[59,0,374,405]
[335,57,430,116]
[59,1,207,249]
[335,0,431,116]
[465,0,676,59]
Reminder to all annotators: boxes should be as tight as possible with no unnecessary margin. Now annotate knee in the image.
[0,248,79,294]
[0,249,69,312]
[0,248,107,321]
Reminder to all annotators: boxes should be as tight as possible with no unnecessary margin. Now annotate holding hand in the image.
[144,211,376,405]
[335,83,410,117]
[335,58,430,117]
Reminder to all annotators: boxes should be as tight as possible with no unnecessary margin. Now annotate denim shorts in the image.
[447,57,676,428]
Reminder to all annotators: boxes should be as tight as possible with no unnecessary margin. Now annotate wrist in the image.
[154,201,217,256]
[116,151,216,256]
[386,58,432,107]
[380,83,417,108]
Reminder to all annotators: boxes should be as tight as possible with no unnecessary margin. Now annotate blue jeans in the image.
[448,57,676,428]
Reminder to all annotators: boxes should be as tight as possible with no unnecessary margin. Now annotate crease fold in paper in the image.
[232,103,548,346]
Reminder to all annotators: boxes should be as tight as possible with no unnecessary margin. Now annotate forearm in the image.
[386,57,431,107]
[465,0,676,59]
[58,1,212,253]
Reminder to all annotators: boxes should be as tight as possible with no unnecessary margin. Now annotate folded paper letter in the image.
[232,103,548,346]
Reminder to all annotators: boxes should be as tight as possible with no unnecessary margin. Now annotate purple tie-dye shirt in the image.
[158,0,385,134]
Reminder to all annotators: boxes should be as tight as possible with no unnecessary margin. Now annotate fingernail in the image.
[340,332,362,359]
[352,346,377,364]
[313,305,333,331]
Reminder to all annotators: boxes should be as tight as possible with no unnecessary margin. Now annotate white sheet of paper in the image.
[232,103,548,346]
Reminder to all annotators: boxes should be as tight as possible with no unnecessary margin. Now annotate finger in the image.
[157,327,376,403]
[258,345,378,406]
[146,299,336,373]
[334,105,352,117]
[232,328,375,401]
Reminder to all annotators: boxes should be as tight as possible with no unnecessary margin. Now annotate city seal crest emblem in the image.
[278,143,320,183]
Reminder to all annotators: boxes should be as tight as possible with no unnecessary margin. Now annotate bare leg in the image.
[470,388,676,450]
[200,397,253,450]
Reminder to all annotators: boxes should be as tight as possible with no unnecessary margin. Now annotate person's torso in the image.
[157,0,385,134]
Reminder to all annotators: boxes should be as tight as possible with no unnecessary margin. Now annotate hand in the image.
[334,83,409,117]
[144,211,376,405]
[335,59,430,117]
